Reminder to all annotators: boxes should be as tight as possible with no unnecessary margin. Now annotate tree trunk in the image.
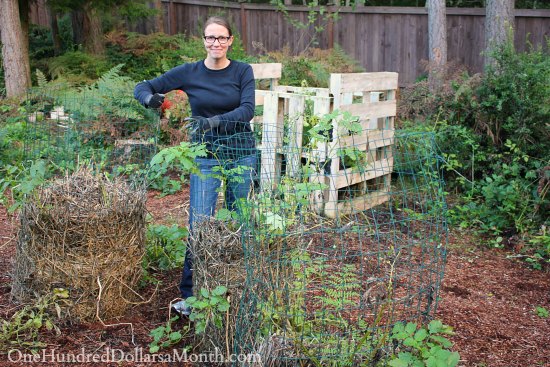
[1,0,31,97]
[82,1,104,55]
[485,0,515,68]
[18,0,31,88]
[155,0,164,33]
[48,6,62,55]
[71,9,85,46]
[19,0,30,66]
[427,0,447,92]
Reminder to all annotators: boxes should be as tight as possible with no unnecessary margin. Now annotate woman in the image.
[134,16,256,315]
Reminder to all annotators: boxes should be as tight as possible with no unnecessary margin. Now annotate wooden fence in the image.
[30,0,550,85]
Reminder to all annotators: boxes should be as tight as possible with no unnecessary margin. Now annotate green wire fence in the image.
[217,127,448,366]
[21,81,448,365]
[23,81,159,175]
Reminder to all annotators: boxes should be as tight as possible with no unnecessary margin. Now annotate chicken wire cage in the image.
[22,85,160,176]
[203,126,448,366]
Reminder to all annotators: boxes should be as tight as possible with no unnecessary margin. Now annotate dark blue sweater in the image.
[134,60,256,152]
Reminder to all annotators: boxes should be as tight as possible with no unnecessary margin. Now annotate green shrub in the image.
[46,50,111,83]
[256,45,363,87]
[466,140,544,235]
[29,24,55,61]
[105,31,248,81]
[105,31,192,80]
[476,39,550,160]
[399,39,549,265]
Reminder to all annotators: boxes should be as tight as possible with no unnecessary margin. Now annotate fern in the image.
[35,69,48,88]
[315,264,361,310]
[28,64,148,123]
[74,64,145,120]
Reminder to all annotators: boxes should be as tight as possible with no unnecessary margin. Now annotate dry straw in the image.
[188,216,245,358]
[11,168,147,321]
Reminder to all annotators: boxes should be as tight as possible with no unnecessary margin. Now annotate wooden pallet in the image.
[255,87,332,191]
[252,68,398,218]
[323,72,398,218]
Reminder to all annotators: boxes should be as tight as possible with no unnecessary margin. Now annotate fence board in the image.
[28,0,550,85]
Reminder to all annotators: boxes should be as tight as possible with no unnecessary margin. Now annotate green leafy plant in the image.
[257,247,398,367]
[389,320,460,367]
[147,141,207,195]
[535,306,549,318]
[250,177,326,237]
[47,50,111,82]
[149,316,190,353]
[144,224,189,273]
[0,160,47,213]
[0,288,69,352]
[0,103,30,167]
[524,231,550,270]
[186,286,230,334]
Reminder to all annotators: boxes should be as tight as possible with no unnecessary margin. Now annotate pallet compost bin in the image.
[252,64,398,218]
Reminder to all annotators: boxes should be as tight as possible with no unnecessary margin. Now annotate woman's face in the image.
[204,23,233,61]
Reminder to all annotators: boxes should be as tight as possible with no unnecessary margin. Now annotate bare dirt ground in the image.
[0,189,548,367]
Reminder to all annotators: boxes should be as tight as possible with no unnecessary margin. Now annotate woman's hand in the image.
[145,93,165,108]
[185,116,220,136]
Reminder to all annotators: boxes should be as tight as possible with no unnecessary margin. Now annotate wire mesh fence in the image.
[23,84,159,176]
[202,127,449,366]
[20,80,447,364]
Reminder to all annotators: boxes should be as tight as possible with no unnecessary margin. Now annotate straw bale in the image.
[189,217,246,358]
[11,168,147,321]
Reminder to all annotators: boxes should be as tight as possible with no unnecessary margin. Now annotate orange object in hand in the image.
[160,99,173,114]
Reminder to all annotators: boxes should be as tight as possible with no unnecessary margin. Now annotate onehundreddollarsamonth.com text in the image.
[7,348,262,364]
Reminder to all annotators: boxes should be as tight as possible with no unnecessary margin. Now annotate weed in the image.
[0,160,47,214]
[535,306,548,318]
[389,320,460,367]
[0,289,69,352]
[186,286,230,335]
[143,224,188,273]
[147,141,207,195]
[149,316,190,353]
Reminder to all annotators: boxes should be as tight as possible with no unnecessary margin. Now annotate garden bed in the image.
[0,187,549,367]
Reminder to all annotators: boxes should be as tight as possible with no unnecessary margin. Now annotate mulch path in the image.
[437,234,550,367]
[0,190,548,367]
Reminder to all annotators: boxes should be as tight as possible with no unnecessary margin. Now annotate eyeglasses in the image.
[203,35,231,45]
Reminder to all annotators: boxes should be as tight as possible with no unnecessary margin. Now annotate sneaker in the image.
[172,299,192,316]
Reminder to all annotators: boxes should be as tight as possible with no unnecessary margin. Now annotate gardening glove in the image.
[145,93,165,109]
[184,116,221,136]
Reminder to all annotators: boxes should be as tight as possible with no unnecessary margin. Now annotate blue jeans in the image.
[179,154,257,298]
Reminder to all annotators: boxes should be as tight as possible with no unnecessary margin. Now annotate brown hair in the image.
[204,16,233,37]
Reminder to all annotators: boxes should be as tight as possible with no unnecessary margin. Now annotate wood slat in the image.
[330,72,399,94]
[260,91,283,191]
[335,190,390,217]
[250,63,282,80]
[338,130,395,149]
[274,85,330,97]
[339,100,397,119]
[332,158,394,190]
[286,95,305,178]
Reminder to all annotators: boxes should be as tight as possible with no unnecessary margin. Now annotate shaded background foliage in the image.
[1,2,549,269]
